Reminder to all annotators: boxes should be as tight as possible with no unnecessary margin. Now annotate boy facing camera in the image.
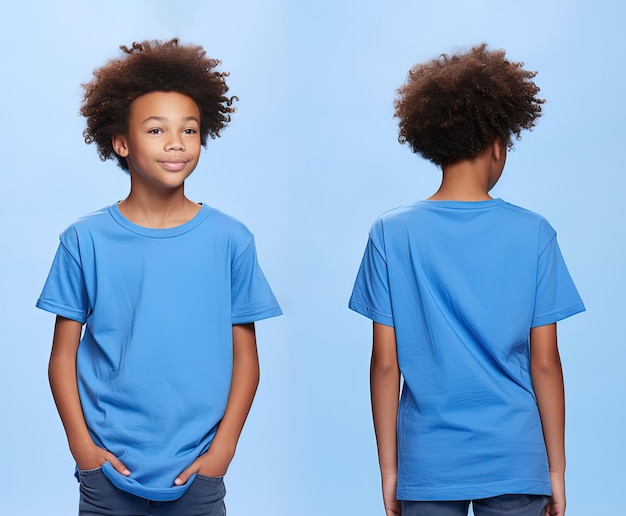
[37,39,281,516]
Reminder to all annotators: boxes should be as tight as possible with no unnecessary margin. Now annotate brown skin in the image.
[81,38,234,172]
[112,91,203,228]
[176,323,259,483]
[530,323,566,516]
[429,139,506,201]
[49,318,259,482]
[49,316,131,475]
[371,322,401,516]
[370,321,566,516]
[395,44,543,168]
[49,90,260,485]
[370,142,566,514]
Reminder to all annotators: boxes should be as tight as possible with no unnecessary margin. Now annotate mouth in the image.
[158,160,188,172]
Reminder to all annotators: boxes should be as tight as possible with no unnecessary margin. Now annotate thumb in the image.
[174,465,196,486]
[106,453,131,476]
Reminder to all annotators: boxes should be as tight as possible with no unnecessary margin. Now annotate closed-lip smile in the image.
[159,159,188,171]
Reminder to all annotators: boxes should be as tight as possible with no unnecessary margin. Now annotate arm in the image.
[530,323,565,516]
[175,322,260,484]
[48,316,129,475]
[371,322,401,516]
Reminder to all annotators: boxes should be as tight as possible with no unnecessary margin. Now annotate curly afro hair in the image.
[80,38,236,171]
[394,43,544,168]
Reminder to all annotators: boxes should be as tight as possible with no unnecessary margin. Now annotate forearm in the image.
[210,323,260,456]
[371,323,400,476]
[530,324,565,474]
[49,317,130,474]
[533,362,565,473]
[48,316,94,454]
[174,322,260,483]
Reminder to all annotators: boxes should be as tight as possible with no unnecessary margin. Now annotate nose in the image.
[166,136,185,151]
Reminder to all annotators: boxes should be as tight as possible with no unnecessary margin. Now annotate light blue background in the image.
[0,1,622,514]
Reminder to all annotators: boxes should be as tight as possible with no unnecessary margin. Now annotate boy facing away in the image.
[37,39,281,515]
[349,44,584,516]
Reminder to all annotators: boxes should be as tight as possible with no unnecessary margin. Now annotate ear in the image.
[492,139,503,162]
[112,135,129,158]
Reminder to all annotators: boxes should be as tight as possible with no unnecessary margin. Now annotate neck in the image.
[428,143,503,201]
[429,170,493,201]
[119,185,200,229]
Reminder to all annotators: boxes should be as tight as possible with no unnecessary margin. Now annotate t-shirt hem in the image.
[397,479,552,500]
[101,462,191,502]
[348,298,394,327]
[232,306,282,324]
[532,302,586,328]
[36,299,87,324]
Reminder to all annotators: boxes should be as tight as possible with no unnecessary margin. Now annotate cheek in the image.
[190,139,202,155]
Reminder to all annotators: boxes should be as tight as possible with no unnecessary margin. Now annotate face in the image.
[113,91,202,190]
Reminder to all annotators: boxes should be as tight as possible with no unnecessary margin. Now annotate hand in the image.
[382,471,401,516]
[174,443,235,486]
[545,472,565,516]
[72,441,130,476]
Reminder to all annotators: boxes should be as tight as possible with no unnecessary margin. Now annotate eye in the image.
[147,128,163,135]
[183,128,198,135]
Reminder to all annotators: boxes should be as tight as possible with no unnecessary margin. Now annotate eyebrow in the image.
[141,116,200,124]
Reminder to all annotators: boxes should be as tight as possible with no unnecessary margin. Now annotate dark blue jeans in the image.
[401,494,551,516]
[78,468,226,516]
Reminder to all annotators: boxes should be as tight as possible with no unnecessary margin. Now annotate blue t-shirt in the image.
[37,203,282,501]
[349,198,585,500]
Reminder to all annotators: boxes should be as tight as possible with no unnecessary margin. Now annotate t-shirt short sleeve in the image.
[349,221,394,327]
[36,227,90,324]
[231,236,282,324]
[532,221,585,327]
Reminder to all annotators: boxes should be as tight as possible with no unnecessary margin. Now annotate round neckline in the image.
[419,198,504,209]
[108,202,212,238]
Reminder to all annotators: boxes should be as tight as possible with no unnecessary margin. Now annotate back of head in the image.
[80,38,236,171]
[394,43,544,167]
